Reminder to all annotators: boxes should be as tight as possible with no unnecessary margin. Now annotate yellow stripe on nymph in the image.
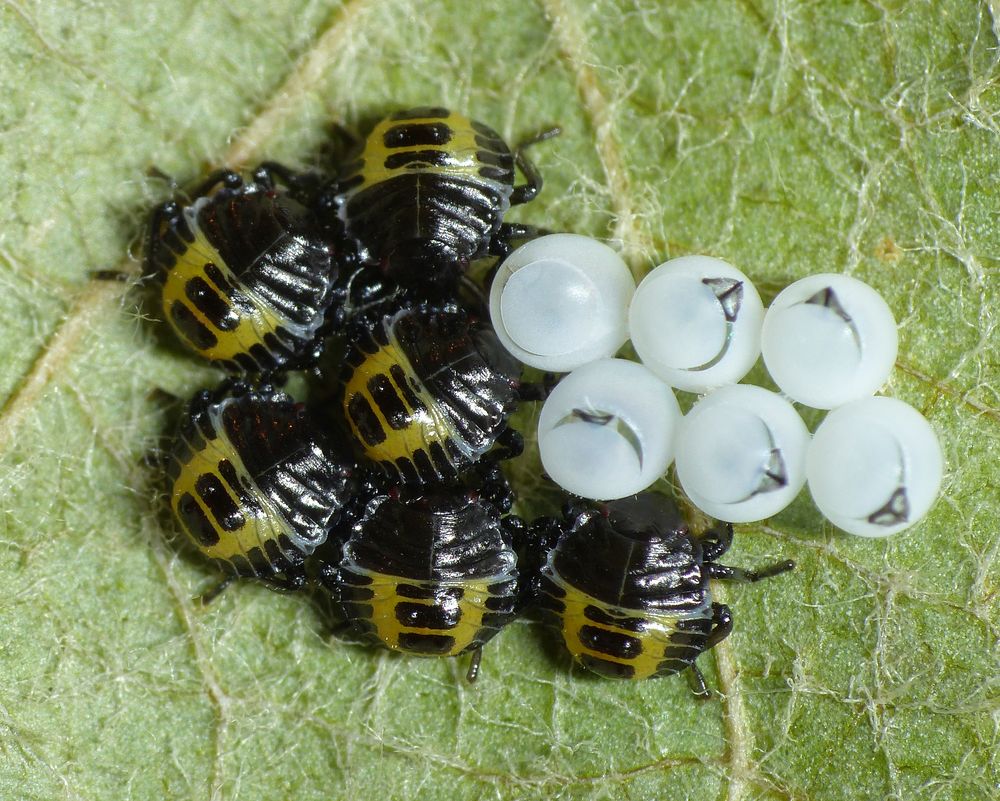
[547,569,699,680]
[358,110,485,186]
[362,571,495,657]
[343,341,460,465]
[160,226,288,361]
[171,409,290,564]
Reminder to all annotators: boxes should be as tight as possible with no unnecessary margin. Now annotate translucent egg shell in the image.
[675,385,810,522]
[806,397,943,537]
[537,358,681,500]
[489,234,635,372]
[761,273,898,409]
[629,256,764,393]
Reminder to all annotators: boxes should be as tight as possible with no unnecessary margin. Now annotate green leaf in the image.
[1,1,997,799]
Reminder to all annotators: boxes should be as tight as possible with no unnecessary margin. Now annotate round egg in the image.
[537,358,680,500]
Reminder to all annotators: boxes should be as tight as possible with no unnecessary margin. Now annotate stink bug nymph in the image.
[146,164,338,374]
[530,492,794,694]
[166,383,358,594]
[315,468,524,682]
[321,106,556,297]
[340,302,525,484]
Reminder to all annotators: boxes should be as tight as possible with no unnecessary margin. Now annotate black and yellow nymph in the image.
[315,468,524,681]
[167,383,358,592]
[340,302,524,484]
[322,106,553,296]
[530,492,794,694]
[146,164,337,374]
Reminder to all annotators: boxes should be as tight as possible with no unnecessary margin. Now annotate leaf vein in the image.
[540,0,653,270]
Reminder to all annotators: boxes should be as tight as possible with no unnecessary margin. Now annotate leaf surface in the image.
[0,1,997,799]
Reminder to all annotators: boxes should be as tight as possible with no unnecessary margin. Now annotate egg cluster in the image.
[140,106,847,689]
[490,239,943,537]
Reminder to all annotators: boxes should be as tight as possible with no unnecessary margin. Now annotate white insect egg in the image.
[806,397,943,537]
[675,385,810,522]
[537,358,680,500]
[761,273,898,409]
[489,234,635,372]
[628,255,764,393]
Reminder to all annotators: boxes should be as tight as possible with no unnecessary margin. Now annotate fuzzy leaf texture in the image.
[0,1,997,799]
